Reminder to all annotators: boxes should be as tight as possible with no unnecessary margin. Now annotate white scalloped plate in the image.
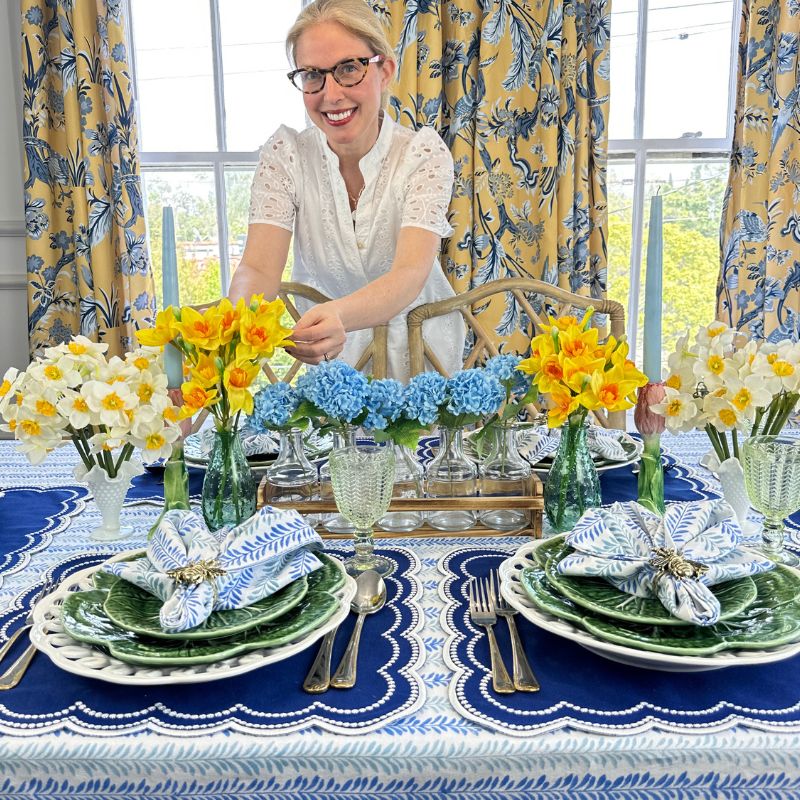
[498,539,800,672]
[29,554,356,685]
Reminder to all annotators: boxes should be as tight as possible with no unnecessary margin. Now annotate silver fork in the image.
[468,578,514,694]
[0,578,56,691]
[491,571,540,692]
[0,578,54,668]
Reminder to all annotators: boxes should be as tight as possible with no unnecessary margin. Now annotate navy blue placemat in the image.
[441,546,800,736]
[0,546,424,736]
[0,486,88,581]
[126,466,204,505]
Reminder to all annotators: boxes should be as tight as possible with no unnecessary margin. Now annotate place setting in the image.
[0,503,426,736]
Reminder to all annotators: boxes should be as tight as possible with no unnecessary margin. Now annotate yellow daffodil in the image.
[237,304,293,360]
[547,385,580,428]
[136,307,177,347]
[578,364,646,412]
[180,380,219,413]
[173,305,224,350]
[191,352,221,389]
[223,360,260,415]
[518,332,555,375]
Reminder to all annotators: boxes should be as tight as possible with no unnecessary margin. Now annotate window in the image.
[606,0,740,373]
[128,0,304,308]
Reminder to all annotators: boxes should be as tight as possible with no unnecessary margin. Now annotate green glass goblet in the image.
[741,435,800,567]
[328,444,396,577]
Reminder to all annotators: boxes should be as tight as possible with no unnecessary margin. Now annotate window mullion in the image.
[209,0,231,293]
[632,0,649,141]
[726,0,742,145]
[627,147,648,363]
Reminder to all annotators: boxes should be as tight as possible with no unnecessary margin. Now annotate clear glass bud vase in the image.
[263,428,318,508]
[479,422,532,531]
[378,444,424,532]
[426,426,478,531]
[201,426,257,531]
[544,416,601,533]
[320,425,357,533]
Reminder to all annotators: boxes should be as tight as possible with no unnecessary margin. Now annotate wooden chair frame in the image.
[406,277,627,429]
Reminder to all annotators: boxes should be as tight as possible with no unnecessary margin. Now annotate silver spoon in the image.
[329,570,387,689]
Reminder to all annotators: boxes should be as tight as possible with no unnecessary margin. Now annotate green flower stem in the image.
[112,443,134,476]
[556,411,586,529]
[731,428,740,460]
[70,430,95,471]
[147,440,191,539]
[637,433,665,515]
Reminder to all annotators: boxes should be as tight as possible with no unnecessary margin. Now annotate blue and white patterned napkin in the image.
[104,507,323,633]
[557,499,774,625]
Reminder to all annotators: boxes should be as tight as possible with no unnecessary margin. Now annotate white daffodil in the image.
[695,322,737,351]
[130,410,179,461]
[666,331,698,376]
[692,343,738,391]
[0,367,22,417]
[725,373,773,420]
[701,394,742,432]
[650,388,700,433]
[82,380,137,428]
[56,389,93,430]
[129,368,169,406]
[89,427,129,456]
[15,416,64,464]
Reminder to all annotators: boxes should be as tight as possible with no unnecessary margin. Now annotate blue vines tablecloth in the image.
[0,433,799,800]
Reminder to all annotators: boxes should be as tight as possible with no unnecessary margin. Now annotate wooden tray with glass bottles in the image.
[257,475,544,539]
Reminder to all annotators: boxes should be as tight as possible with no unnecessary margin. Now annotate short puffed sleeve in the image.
[400,126,455,238]
[248,126,299,231]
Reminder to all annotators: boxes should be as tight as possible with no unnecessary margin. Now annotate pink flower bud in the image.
[635,382,666,436]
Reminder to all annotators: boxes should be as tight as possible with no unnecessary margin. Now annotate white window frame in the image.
[607,0,741,360]
[125,0,307,297]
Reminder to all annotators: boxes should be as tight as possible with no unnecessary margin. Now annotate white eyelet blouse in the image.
[248,114,465,381]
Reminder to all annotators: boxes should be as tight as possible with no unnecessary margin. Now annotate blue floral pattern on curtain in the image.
[374,0,611,355]
[718,0,800,342]
[21,0,155,358]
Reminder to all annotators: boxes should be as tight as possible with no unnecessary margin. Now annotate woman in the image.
[228,0,465,381]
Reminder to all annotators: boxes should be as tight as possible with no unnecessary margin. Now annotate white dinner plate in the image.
[30,554,355,686]
[498,539,800,672]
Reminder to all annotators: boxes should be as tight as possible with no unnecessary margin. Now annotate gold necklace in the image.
[348,183,365,209]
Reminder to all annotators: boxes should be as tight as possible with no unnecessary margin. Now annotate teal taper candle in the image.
[162,207,183,388]
[642,193,663,382]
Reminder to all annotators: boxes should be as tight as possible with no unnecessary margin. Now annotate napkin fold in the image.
[104,507,324,633]
[556,499,774,625]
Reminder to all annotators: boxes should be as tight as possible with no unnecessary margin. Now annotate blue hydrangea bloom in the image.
[295,360,368,423]
[363,378,405,431]
[403,371,447,425]
[253,382,300,430]
[485,354,533,398]
[445,369,505,417]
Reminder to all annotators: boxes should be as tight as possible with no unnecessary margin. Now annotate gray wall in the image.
[0,4,29,370]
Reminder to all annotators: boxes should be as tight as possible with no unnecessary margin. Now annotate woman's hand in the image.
[287,303,347,364]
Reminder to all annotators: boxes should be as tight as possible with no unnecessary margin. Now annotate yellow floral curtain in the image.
[21,0,155,359]
[373,0,611,354]
[718,0,800,340]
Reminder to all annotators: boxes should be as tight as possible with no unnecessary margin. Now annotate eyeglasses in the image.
[287,55,384,94]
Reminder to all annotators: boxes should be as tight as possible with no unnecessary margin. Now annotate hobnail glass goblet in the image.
[741,435,800,567]
[328,444,396,577]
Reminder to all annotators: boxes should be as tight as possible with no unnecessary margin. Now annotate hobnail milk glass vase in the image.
[263,428,318,505]
[378,444,424,533]
[201,427,256,531]
[320,425,357,534]
[543,415,601,533]
[426,427,478,531]
[478,422,532,531]
[76,459,144,541]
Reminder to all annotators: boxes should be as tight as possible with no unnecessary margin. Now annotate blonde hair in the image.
[286,0,396,106]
